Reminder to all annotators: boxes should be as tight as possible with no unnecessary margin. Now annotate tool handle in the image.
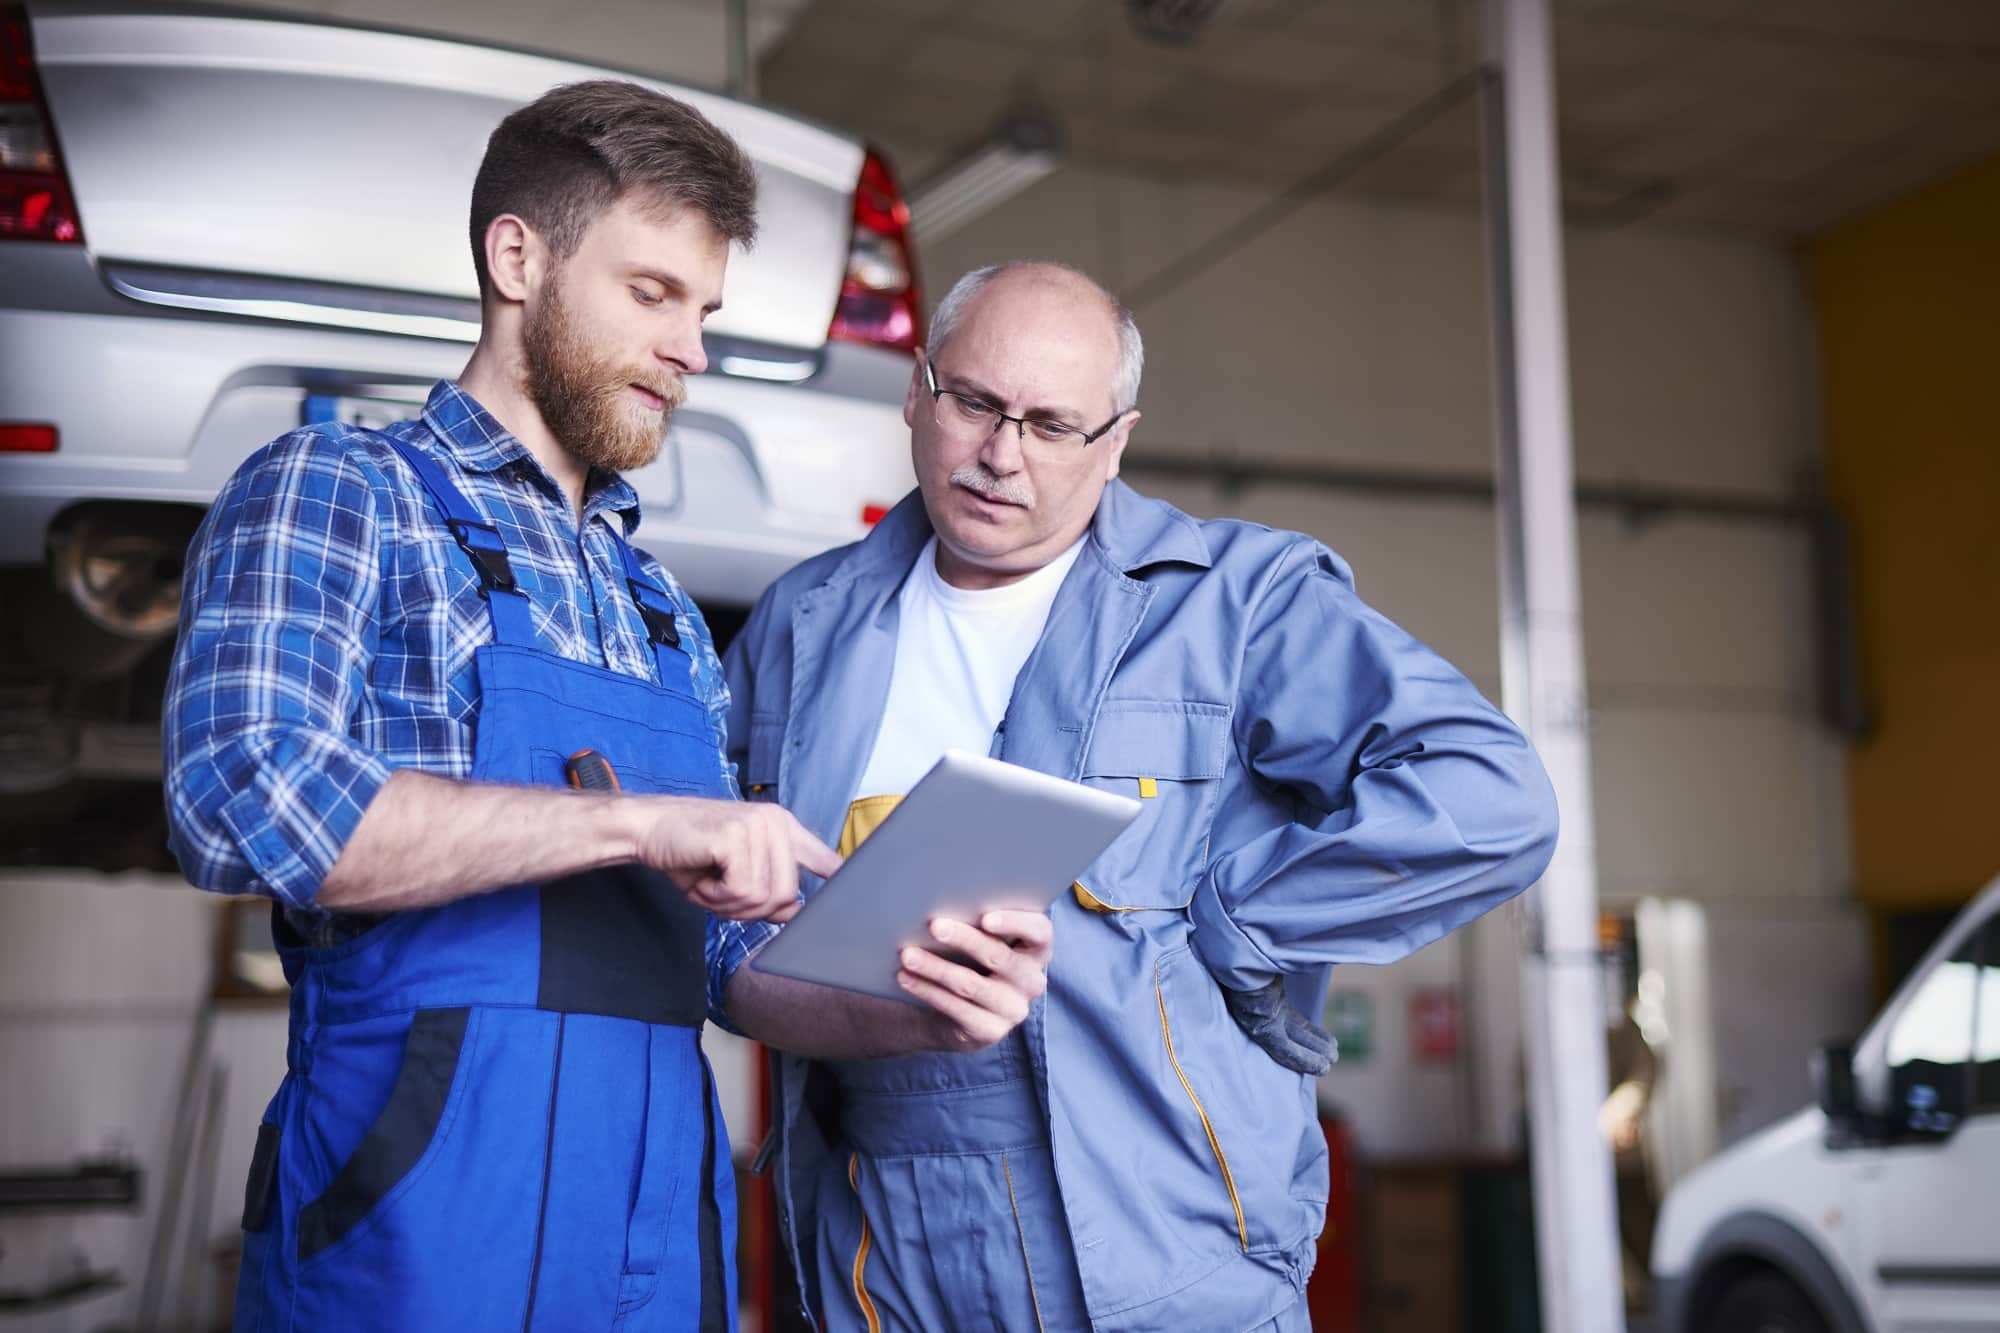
[565,749,620,793]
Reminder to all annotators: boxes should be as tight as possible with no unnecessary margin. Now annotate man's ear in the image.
[1103,410,1140,481]
[902,348,928,431]
[483,214,536,305]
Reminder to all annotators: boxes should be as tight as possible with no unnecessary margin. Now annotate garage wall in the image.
[920,170,1851,1157]
[0,873,284,1333]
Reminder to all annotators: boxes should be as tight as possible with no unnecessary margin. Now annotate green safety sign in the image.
[1323,989,1373,1065]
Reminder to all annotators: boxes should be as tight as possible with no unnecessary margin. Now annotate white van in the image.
[1650,875,2000,1333]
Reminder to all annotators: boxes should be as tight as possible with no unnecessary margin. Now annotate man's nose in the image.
[978,416,1025,473]
[656,316,708,376]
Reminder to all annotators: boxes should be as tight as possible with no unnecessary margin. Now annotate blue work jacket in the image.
[722,481,1559,1331]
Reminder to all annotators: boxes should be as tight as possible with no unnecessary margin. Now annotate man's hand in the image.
[1222,977,1338,1076]
[632,796,842,923]
[1600,1082,1647,1151]
[897,910,1053,1052]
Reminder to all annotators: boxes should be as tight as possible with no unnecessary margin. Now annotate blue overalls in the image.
[801,804,1092,1333]
[811,1039,1089,1333]
[234,437,736,1331]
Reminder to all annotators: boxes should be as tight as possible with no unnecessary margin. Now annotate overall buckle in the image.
[446,518,519,597]
[628,580,682,649]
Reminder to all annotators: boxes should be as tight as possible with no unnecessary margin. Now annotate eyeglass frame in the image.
[922,357,1131,448]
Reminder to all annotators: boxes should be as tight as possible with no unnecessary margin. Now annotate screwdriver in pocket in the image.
[564,749,620,793]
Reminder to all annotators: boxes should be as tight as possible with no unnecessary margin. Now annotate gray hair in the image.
[925,262,1145,414]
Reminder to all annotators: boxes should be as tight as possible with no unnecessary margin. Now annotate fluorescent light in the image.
[907,113,1062,245]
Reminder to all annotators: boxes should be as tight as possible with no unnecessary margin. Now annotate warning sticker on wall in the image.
[1408,988,1463,1063]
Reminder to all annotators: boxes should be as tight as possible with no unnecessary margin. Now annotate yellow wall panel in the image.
[1807,154,2000,911]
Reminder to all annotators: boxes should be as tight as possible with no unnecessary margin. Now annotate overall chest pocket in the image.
[1074,700,1231,912]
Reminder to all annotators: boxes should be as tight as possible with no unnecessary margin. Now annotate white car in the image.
[0,2,921,835]
[1651,875,2000,1333]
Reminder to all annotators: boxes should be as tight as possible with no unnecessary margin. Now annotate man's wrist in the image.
[593,790,655,868]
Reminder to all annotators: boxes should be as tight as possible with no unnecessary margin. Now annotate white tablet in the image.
[748,750,1143,1004]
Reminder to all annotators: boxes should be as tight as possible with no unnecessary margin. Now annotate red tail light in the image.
[828,149,920,354]
[0,4,82,244]
[0,422,57,452]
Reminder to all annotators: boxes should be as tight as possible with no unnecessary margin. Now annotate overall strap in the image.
[613,535,690,683]
[378,434,538,649]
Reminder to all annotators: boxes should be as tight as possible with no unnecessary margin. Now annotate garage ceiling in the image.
[756,0,2000,236]
[207,0,2000,237]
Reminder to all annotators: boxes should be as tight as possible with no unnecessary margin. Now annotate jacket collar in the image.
[1090,477,1213,574]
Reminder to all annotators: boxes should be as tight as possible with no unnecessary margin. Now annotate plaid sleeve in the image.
[163,429,394,908]
[705,915,779,1033]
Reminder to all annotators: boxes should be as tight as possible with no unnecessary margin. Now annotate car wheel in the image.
[1709,1271,1830,1333]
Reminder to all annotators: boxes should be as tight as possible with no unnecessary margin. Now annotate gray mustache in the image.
[949,464,1034,509]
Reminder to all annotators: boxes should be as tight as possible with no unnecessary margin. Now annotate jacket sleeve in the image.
[1189,542,1559,992]
[162,432,393,908]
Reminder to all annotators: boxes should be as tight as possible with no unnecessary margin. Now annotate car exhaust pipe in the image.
[26,503,203,679]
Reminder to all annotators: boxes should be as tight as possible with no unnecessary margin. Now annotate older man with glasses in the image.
[718,260,1560,1332]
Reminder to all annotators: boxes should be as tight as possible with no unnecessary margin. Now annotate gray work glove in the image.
[1222,978,1338,1076]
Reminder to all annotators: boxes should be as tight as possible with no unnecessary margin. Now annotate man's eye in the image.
[631,287,663,306]
[954,396,998,420]
[1028,419,1077,443]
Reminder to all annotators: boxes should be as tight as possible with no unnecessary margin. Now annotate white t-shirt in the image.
[852,534,1086,801]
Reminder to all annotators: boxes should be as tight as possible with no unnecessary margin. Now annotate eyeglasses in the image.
[923,359,1128,449]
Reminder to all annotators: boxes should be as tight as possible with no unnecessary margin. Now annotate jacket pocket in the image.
[1075,700,1231,911]
[1153,949,1249,1253]
[1153,947,1323,1257]
[297,1006,473,1263]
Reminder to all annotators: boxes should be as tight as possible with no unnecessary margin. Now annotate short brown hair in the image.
[469,79,758,297]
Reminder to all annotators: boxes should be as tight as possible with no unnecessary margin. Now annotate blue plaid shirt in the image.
[165,380,773,1025]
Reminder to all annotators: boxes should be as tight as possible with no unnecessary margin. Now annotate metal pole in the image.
[137,986,216,1331]
[1478,1,1626,1331]
[725,0,755,99]
[175,1061,230,1331]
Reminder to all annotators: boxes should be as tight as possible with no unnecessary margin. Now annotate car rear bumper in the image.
[0,249,914,608]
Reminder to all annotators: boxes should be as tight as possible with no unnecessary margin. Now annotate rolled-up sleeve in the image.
[705,917,778,1034]
[1190,543,1559,992]
[164,432,392,908]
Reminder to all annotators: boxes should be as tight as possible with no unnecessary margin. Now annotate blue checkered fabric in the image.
[165,380,774,1025]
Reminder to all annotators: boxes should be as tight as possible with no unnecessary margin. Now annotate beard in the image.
[521,274,685,475]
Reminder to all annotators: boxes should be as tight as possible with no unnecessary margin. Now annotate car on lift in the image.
[0,2,922,865]
[1650,874,2000,1333]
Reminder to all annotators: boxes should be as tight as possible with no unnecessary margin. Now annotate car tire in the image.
[1709,1270,1830,1333]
